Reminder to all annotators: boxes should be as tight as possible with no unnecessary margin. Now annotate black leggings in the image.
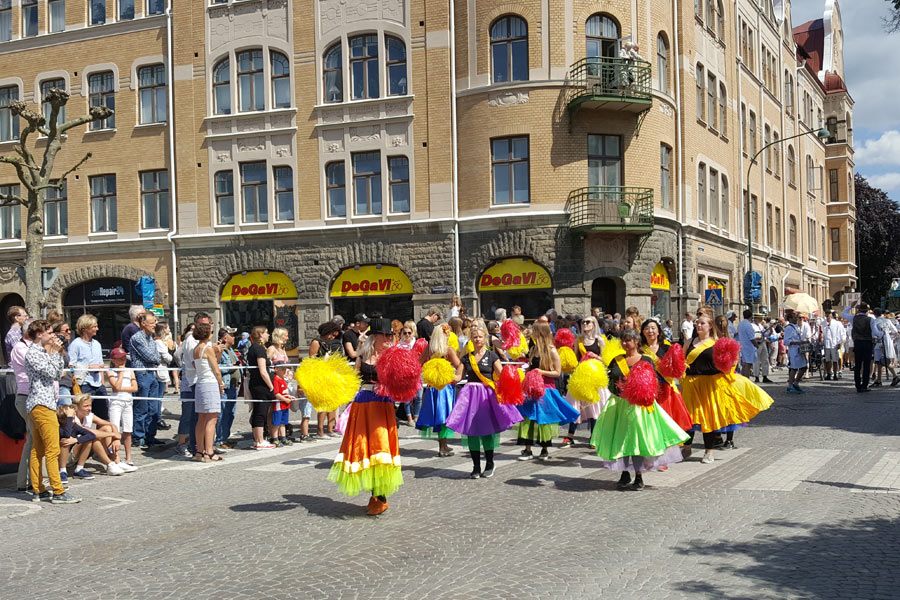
[249,385,274,428]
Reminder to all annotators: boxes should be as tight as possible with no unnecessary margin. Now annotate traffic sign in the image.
[705,288,723,307]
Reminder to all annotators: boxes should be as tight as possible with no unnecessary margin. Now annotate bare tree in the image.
[885,0,900,32]
[0,88,112,316]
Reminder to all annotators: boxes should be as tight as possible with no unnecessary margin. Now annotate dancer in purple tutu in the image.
[446,324,523,479]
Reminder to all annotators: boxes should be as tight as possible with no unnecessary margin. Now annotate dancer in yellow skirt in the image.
[327,318,401,515]
[681,314,774,464]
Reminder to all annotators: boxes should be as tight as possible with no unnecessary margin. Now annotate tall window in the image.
[88,72,115,130]
[22,0,37,37]
[750,194,758,242]
[0,1,11,42]
[721,176,729,232]
[821,225,826,259]
[214,171,234,225]
[45,181,67,236]
[140,170,169,229]
[808,218,815,256]
[806,155,816,195]
[709,168,719,225]
[656,34,668,93]
[237,49,264,112]
[323,43,342,103]
[787,146,796,186]
[707,72,717,129]
[138,64,166,124]
[350,34,379,99]
[326,162,346,217]
[147,0,165,16]
[706,0,714,27]
[270,51,291,109]
[588,134,621,188]
[213,58,230,115]
[0,184,20,239]
[388,156,410,213]
[240,162,267,223]
[586,13,619,57]
[0,86,19,141]
[766,203,773,247]
[695,0,702,19]
[775,207,782,251]
[740,103,746,152]
[660,144,671,210]
[49,0,66,33]
[716,0,725,38]
[830,228,840,261]
[353,151,382,215]
[697,163,706,222]
[386,36,407,96]
[719,84,727,136]
[90,174,117,233]
[696,64,705,121]
[789,215,797,256]
[748,110,757,156]
[91,0,106,25]
[41,79,66,126]
[119,0,134,20]
[764,125,771,169]
[492,136,530,205]
[784,71,794,109]
[491,15,528,83]
[829,168,839,202]
[773,132,781,177]
[273,166,293,221]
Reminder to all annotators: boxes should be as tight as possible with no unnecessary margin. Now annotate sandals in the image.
[195,452,222,462]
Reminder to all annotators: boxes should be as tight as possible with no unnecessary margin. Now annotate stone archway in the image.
[46,264,157,310]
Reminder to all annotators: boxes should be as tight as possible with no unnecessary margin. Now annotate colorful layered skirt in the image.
[682,373,774,433]
[416,384,457,439]
[446,382,523,437]
[516,386,581,445]
[656,382,694,431]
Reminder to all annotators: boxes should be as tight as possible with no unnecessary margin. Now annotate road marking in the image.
[851,452,900,493]
[0,502,42,519]
[732,448,840,491]
[164,442,339,471]
[97,496,136,510]
[651,447,751,488]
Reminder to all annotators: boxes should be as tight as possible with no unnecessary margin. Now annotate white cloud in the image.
[864,172,900,191]
[855,130,900,167]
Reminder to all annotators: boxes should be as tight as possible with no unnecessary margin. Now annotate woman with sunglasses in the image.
[560,316,607,448]
[416,324,464,456]
[396,321,422,425]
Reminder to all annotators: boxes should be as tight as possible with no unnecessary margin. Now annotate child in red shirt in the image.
[269,364,295,447]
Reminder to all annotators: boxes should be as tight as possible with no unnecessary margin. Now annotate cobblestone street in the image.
[3,370,899,599]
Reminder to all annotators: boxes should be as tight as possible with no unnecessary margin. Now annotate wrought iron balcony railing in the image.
[565,57,653,112]
[566,186,654,232]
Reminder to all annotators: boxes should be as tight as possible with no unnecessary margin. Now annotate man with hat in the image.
[842,302,880,392]
[726,310,738,339]
[752,312,773,383]
[736,309,757,377]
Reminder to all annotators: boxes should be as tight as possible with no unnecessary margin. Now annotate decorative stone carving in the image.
[270,114,293,129]
[487,91,530,107]
[382,0,406,24]
[391,136,404,147]
[345,0,378,23]
[350,125,380,143]
[233,1,265,39]
[238,137,266,152]
[328,143,341,153]
[0,266,19,284]
[319,0,344,35]
[658,103,674,118]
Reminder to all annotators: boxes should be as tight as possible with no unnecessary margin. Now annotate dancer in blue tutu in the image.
[516,321,581,461]
[417,324,463,456]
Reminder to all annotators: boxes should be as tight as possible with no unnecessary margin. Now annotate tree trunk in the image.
[23,189,44,317]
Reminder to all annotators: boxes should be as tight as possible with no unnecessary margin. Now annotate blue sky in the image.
[791,0,900,199]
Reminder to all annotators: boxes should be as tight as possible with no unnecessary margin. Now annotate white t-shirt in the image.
[823,320,846,348]
[681,320,694,341]
[180,333,199,388]
[76,412,95,429]
[113,369,134,403]
[737,320,757,363]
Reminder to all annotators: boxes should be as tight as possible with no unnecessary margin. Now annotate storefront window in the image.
[63,279,142,354]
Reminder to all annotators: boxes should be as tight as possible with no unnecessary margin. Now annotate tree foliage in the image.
[855,173,900,304]
[885,0,900,32]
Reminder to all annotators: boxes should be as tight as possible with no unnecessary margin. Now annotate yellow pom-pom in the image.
[568,358,610,404]
[559,346,578,374]
[422,357,456,390]
[507,333,530,359]
[448,332,459,353]
[295,354,361,413]
[601,337,625,366]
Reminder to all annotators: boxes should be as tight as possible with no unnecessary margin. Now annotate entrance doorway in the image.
[591,278,618,315]
[332,296,413,322]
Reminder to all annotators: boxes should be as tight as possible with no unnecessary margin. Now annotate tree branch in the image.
[8,101,50,137]
[59,106,113,135]
[54,152,93,186]
[0,192,26,206]
[0,155,37,191]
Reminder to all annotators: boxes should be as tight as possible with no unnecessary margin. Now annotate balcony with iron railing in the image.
[565,57,653,114]
[565,186,654,233]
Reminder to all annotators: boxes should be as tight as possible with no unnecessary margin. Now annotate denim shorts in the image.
[295,397,313,419]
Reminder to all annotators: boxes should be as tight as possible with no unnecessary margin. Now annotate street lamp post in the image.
[744,127,830,311]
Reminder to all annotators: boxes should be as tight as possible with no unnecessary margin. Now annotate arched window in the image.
[271,51,291,109]
[787,145,796,186]
[656,33,669,93]
[385,36,407,96]
[213,58,230,115]
[237,49,264,112]
[789,215,797,256]
[323,43,343,103]
[491,15,528,82]
[586,13,619,58]
[350,34,379,99]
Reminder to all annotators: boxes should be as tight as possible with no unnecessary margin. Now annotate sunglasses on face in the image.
[401,330,413,335]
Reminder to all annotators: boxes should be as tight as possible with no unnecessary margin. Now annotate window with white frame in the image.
[90,174,117,232]
[709,168,719,226]
[748,110,757,156]
[270,51,291,109]
[138,64,166,124]
[350,34,379,99]
[22,0,37,38]
[147,0,165,16]
[88,72,115,129]
[41,79,66,126]
[323,43,342,103]
[492,136,530,204]
[656,34,668,94]
[588,134,621,188]
[0,1,11,42]
[388,156,410,213]
[119,0,134,20]
[696,64,705,121]
[273,165,293,221]
[719,84,727,136]
[806,155,815,195]
[707,72,717,129]
[353,151,382,215]
[764,125,771,170]
[91,0,106,25]
[237,49,264,112]
[325,161,346,217]
[140,170,169,229]
[721,175,729,232]
[491,15,528,83]
[0,86,19,142]
[0,184,20,239]
[213,58,230,114]
[697,162,706,222]
[49,0,65,33]
[386,36,407,96]
[44,180,67,236]
[660,144,671,210]
[240,162,267,223]
[787,145,796,186]
[214,170,234,225]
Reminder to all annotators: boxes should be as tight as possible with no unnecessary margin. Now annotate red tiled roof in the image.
[793,18,824,78]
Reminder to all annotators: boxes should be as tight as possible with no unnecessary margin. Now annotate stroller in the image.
[807,341,826,380]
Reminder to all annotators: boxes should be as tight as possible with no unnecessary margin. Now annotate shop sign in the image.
[650,263,670,290]
[477,258,551,292]
[331,265,414,297]
[85,281,128,306]
[221,271,298,301]
[150,304,165,317]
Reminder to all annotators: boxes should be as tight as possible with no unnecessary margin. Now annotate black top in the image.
[580,339,601,357]
[342,329,360,352]
[314,337,343,357]
[59,417,96,445]
[416,317,435,341]
[529,353,542,370]
[684,344,718,376]
[360,361,378,384]
[247,343,271,387]
[607,355,657,394]
[465,350,499,381]
[645,341,671,360]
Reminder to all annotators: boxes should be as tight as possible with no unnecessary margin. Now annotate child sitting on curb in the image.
[71,394,136,477]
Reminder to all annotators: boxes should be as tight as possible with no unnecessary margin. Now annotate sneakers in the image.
[722,440,736,450]
[59,471,69,486]
[51,492,82,504]
[253,441,276,450]
[135,438,149,449]
[892,376,900,388]
[106,462,125,476]
[481,465,495,479]
[72,468,94,480]
[762,377,773,383]
[517,450,534,461]
[700,453,715,464]
[118,462,138,473]
[537,449,550,461]
[279,437,294,446]
[559,437,575,448]
[32,490,52,502]
[617,471,632,489]
[631,475,645,491]
[174,444,193,459]
[469,469,481,479]
[315,434,330,441]
[299,434,314,442]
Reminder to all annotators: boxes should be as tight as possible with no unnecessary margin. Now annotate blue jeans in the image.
[80,382,108,420]
[178,386,198,454]
[133,372,161,442]
[401,389,423,419]
[215,387,239,445]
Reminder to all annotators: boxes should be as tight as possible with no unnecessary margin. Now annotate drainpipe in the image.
[449,0,461,299]
[165,5,179,326]
[672,0,685,314]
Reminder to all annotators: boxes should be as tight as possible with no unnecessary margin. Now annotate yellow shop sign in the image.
[331,265,414,297]
[478,258,552,291]
[221,271,297,301]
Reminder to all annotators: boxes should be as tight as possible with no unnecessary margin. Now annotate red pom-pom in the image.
[496,365,524,405]
[554,328,576,349]
[501,320,522,350]
[617,360,658,407]
[375,345,422,402]
[412,337,428,354]
[657,343,686,379]
[713,337,741,374]
[580,351,600,363]
[522,368,545,400]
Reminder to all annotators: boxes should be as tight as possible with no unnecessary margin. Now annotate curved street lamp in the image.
[744,127,831,309]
